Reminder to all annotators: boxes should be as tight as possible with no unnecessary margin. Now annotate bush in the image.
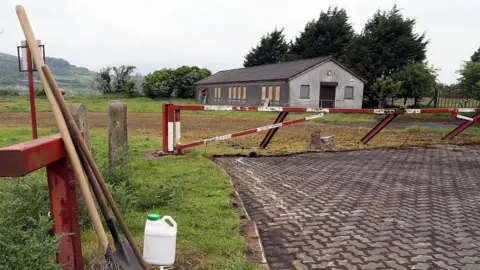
[35,88,47,97]
[0,175,60,269]
[0,88,20,97]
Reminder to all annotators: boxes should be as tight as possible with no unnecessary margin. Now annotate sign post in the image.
[17,40,45,139]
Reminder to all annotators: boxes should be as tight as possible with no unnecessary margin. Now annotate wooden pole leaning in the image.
[15,5,110,255]
[43,65,148,269]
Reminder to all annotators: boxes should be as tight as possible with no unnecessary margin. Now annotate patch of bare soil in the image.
[1,112,480,154]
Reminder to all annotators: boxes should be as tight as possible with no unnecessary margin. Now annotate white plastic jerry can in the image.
[143,213,177,265]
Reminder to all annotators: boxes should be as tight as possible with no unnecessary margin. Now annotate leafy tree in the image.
[243,28,289,67]
[458,61,480,99]
[373,75,402,108]
[289,7,354,61]
[345,5,428,106]
[112,65,137,94]
[142,66,211,99]
[471,47,480,62]
[94,67,113,94]
[94,65,137,94]
[171,66,211,98]
[394,61,437,106]
[142,69,175,98]
[436,82,463,98]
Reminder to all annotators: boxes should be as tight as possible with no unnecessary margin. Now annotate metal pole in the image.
[26,43,37,139]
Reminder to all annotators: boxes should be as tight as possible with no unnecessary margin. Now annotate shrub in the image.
[35,88,47,97]
[0,88,20,97]
[0,175,60,269]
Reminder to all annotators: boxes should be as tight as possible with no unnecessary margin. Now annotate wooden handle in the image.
[42,65,149,269]
[15,5,109,250]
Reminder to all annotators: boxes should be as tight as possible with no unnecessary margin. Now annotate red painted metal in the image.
[443,112,480,140]
[165,103,480,153]
[26,44,38,139]
[0,134,66,176]
[259,111,289,149]
[162,104,169,153]
[0,134,83,269]
[360,114,398,144]
[46,158,84,270]
[175,110,181,122]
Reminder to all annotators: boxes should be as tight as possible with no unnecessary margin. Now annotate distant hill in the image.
[0,52,95,90]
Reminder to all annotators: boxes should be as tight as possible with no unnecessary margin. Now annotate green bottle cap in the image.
[147,213,160,221]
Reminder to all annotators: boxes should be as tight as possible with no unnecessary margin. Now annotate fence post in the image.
[46,157,84,269]
[108,101,128,169]
[68,103,90,151]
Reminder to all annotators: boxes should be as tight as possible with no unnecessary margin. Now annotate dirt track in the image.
[1,112,479,154]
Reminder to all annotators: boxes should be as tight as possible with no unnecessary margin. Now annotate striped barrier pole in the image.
[174,113,324,151]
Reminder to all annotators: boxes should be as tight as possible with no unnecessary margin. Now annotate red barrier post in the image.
[0,134,83,269]
[162,104,169,153]
[46,157,83,269]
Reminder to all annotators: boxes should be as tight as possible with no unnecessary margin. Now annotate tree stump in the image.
[310,131,336,151]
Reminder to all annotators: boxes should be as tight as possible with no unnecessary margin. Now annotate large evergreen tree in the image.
[243,28,289,67]
[289,7,354,61]
[345,5,428,106]
[470,47,480,62]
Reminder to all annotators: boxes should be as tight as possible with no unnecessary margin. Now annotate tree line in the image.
[92,5,478,105]
[93,65,211,99]
[244,5,478,108]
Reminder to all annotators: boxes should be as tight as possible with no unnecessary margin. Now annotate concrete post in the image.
[68,103,90,151]
[108,101,128,169]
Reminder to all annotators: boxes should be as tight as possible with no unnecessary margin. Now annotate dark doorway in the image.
[319,82,337,108]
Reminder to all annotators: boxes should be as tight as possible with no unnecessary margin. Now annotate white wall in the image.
[288,61,364,108]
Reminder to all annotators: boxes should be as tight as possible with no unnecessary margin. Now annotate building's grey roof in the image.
[196,56,335,85]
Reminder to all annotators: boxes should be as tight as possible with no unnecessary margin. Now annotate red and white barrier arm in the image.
[171,104,400,114]
[405,108,480,114]
[174,113,324,151]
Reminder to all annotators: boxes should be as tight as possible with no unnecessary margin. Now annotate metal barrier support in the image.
[259,111,289,149]
[0,134,83,269]
[361,114,398,144]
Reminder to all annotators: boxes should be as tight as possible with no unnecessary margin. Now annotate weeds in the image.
[0,175,60,269]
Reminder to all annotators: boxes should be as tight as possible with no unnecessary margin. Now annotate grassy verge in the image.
[0,128,263,270]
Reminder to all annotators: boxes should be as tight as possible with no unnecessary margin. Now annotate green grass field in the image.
[0,95,376,124]
[0,128,264,269]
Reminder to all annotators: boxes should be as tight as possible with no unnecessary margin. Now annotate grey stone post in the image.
[68,103,90,151]
[108,101,128,169]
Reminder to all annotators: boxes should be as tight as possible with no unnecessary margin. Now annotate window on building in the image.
[242,87,247,100]
[300,85,310,99]
[214,87,221,99]
[233,87,237,99]
[344,86,354,99]
[274,86,280,101]
[261,86,266,100]
[228,87,232,99]
[268,86,273,100]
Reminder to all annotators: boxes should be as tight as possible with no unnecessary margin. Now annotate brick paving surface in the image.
[215,145,480,270]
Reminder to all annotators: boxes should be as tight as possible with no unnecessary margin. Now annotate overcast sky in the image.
[0,0,478,83]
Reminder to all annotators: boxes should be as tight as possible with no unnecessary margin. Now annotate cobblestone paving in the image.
[215,145,480,270]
